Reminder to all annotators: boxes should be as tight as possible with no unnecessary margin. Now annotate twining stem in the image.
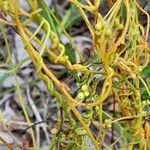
[0,136,14,150]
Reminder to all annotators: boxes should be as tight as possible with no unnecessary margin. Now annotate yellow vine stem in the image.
[94,0,122,72]
[0,18,15,26]
[23,25,112,108]
[39,18,50,56]
[86,0,93,7]
[104,0,122,19]
[22,27,100,150]
[70,0,100,13]
[24,26,91,74]
[0,136,14,150]
[94,0,101,11]
[26,0,37,12]
[134,0,150,42]
[96,104,103,146]
[18,8,42,18]
[48,9,84,61]
[69,0,94,37]
[135,45,150,68]
[18,8,31,17]
[137,45,150,53]
[38,70,99,148]
[41,67,100,149]
[105,0,122,21]
[108,0,130,56]
[19,9,89,73]
[139,76,150,96]
[24,28,58,59]
[13,2,99,149]
[42,65,99,149]
[14,4,90,73]
[111,115,140,124]
[59,69,113,107]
